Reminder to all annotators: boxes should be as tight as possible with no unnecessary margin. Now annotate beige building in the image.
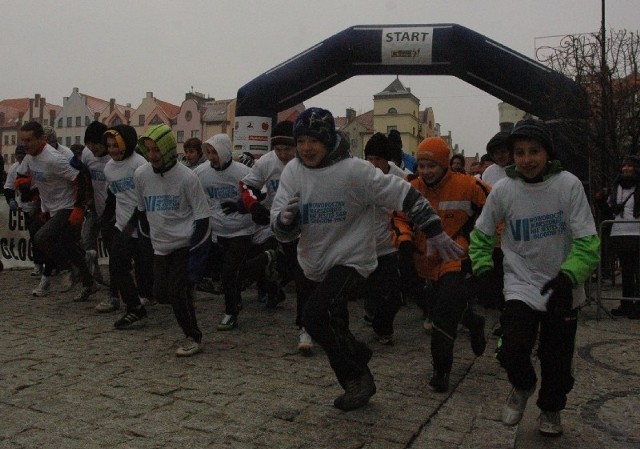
[130,92,180,138]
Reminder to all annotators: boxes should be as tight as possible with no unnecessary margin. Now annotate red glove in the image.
[68,207,85,227]
[14,176,32,190]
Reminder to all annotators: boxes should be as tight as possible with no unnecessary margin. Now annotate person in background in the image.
[481,130,512,186]
[181,137,205,170]
[449,153,466,174]
[195,134,254,332]
[362,132,406,345]
[469,119,600,437]
[131,124,211,356]
[388,129,416,173]
[600,155,640,319]
[103,125,155,328]
[477,153,494,179]
[17,121,98,301]
[391,136,489,393]
[271,107,463,411]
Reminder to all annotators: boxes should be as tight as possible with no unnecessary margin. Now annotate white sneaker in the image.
[58,270,75,292]
[31,264,43,277]
[298,328,313,355]
[538,411,563,436]
[32,275,51,297]
[502,387,535,425]
[176,337,202,357]
[95,295,120,313]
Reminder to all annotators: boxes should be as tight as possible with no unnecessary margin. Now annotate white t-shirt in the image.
[609,185,640,237]
[481,163,507,186]
[18,144,79,216]
[81,147,111,217]
[271,157,412,282]
[4,161,20,191]
[104,153,147,234]
[241,150,285,209]
[194,161,255,239]
[475,171,596,311]
[55,144,74,161]
[134,162,211,255]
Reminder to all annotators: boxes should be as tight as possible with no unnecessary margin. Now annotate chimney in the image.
[109,98,115,113]
[124,110,130,124]
[346,108,356,124]
[146,92,153,99]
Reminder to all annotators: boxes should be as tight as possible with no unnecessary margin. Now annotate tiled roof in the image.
[156,100,181,119]
[82,94,110,114]
[202,99,233,122]
[335,109,374,132]
[0,98,30,112]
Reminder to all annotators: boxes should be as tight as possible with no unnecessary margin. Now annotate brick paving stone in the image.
[1,268,638,448]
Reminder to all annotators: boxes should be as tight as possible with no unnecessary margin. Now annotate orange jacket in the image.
[391,171,490,281]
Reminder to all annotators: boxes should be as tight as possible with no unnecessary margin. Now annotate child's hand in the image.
[280,194,300,225]
[541,272,573,315]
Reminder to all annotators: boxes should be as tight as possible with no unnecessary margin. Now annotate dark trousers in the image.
[476,248,505,310]
[363,252,402,337]
[299,266,371,385]
[612,236,640,312]
[29,214,53,272]
[217,235,252,316]
[153,248,202,343]
[430,271,477,373]
[110,228,154,311]
[498,300,577,412]
[33,209,92,286]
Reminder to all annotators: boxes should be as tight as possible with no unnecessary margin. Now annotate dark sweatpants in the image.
[153,248,202,343]
[110,228,154,311]
[299,266,372,386]
[363,252,403,337]
[33,209,93,286]
[498,300,577,412]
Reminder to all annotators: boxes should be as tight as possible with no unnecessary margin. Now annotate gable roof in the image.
[156,99,181,119]
[335,109,374,132]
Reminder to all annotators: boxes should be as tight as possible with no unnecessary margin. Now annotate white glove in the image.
[426,232,465,262]
[280,194,300,225]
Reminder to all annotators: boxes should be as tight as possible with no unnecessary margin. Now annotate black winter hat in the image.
[85,121,108,145]
[508,119,555,159]
[271,121,295,147]
[294,107,336,149]
[486,131,511,156]
[364,132,393,161]
[104,124,138,158]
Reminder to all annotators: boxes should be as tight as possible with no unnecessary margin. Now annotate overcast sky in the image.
[3,0,639,155]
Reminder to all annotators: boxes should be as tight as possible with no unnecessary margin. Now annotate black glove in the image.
[540,272,573,316]
[249,203,270,226]
[221,201,239,215]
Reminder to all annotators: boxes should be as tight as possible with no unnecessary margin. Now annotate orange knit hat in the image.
[416,137,450,168]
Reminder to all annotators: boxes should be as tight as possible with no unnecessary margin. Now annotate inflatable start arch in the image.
[234,24,589,178]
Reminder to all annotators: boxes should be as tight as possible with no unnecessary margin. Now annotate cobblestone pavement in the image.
[1,269,638,449]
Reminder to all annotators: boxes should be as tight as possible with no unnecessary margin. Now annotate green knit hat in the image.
[138,124,177,169]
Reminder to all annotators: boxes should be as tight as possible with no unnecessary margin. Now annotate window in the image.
[75,136,81,144]
[57,137,62,145]
[185,111,193,122]
[388,107,397,114]
[3,136,8,145]
[76,116,81,126]
[138,115,145,126]
[65,136,72,146]
[191,130,200,138]
[11,135,16,144]
[176,131,184,143]
[67,117,72,127]
[387,125,397,134]
[112,117,122,126]
[43,119,48,126]
[150,116,163,125]
[58,119,63,128]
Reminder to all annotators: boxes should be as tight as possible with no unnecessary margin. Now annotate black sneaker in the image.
[470,316,487,356]
[611,306,630,317]
[114,307,147,329]
[429,370,450,393]
[333,369,377,411]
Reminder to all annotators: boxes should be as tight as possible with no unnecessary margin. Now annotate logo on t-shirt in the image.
[509,211,566,241]
[144,195,180,212]
[301,201,347,224]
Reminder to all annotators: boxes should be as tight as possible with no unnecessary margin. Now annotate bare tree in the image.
[536,29,640,189]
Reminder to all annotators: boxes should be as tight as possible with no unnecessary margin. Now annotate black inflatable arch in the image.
[235,23,589,177]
